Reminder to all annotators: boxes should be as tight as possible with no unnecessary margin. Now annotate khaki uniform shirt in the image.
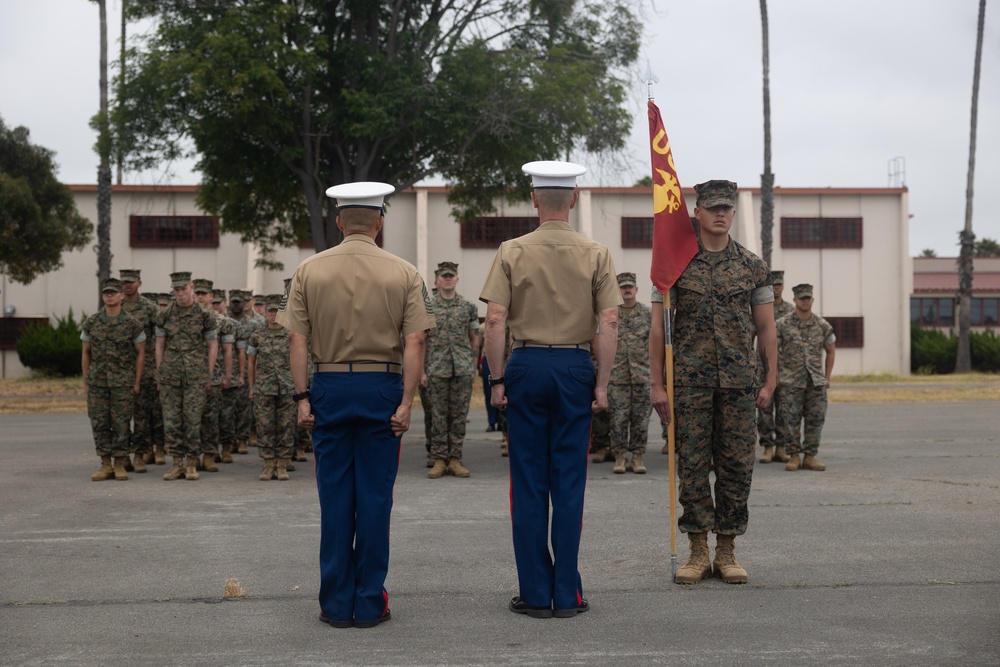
[653,238,772,389]
[276,234,436,363]
[155,303,219,385]
[609,301,651,385]
[479,220,622,343]
[776,312,836,388]
[80,311,146,387]
[122,296,158,380]
[426,293,480,378]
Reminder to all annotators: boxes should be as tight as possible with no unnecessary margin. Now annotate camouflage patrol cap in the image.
[771,270,784,285]
[193,278,214,293]
[264,294,283,311]
[119,269,141,283]
[792,283,813,299]
[170,271,193,288]
[252,294,266,302]
[617,272,637,287]
[141,291,157,301]
[694,180,738,208]
[157,293,172,306]
[100,278,124,293]
[435,261,459,277]
[228,289,244,302]
[212,288,226,303]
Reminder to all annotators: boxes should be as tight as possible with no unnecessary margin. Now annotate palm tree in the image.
[920,249,938,258]
[759,0,774,267]
[91,0,113,298]
[956,0,986,373]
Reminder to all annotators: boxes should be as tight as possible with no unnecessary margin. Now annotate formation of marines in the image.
[83,269,311,483]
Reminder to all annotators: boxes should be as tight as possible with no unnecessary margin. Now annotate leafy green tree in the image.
[116,0,640,266]
[974,237,1000,257]
[0,118,93,284]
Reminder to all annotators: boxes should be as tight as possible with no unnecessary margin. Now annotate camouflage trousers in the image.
[756,386,784,448]
[428,375,472,461]
[608,383,652,455]
[253,392,295,459]
[236,384,253,442]
[590,407,610,452]
[419,383,432,451]
[87,385,134,457]
[152,384,164,446]
[776,385,828,456]
[130,377,158,455]
[200,385,222,455]
[160,380,208,458]
[219,386,239,447]
[674,386,757,536]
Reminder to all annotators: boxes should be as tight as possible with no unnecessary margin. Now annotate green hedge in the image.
[16,309,84,377]
[911,324,1000,373]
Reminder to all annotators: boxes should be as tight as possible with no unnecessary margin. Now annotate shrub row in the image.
[911,324,1000,374]
[16,309,84,377]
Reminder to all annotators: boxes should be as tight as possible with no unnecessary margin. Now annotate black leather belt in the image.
[511,342,591,352]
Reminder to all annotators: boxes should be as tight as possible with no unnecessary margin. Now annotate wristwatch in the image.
[488,375,505,386]
[292,390,311,402]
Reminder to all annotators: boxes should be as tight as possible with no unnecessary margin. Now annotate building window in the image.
[621,217,654,248]
[460,217,538,248]
[781,217,862,249]
[970,297,999,326]
[0,317,50,351]
[297,217,382,249]
[910,298,955,327]
[826,316,864,348]
[129,215,220,248]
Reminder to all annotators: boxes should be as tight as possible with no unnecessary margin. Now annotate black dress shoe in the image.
[319,613,353,629]
[509,596,553,618]
[553,599,590,618]
[355,608,391,629]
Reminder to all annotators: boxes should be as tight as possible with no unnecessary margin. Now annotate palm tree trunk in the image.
[96,0,113,306]
[759,0,774,267]
[116,0,125,185]
[956,0,986,373]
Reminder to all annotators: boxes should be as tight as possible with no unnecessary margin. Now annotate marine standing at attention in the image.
[481,161,621,619]
[277,181,435,630]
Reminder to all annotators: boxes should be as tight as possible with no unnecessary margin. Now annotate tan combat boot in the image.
[631,453,647,474]
[591,447,610,463]
[220,443,234,464]
[802,454,826,471]
[142,450,155,465]
[163,457,185,481]
[674,532,712,584]
[259,459,276,481]
[612,453,627,474]
[294,447,308,462]
[184,456,201,481]
[448,458,470,478]
[759,446,774,463]
[427,459,447,479]
[132,453,147,473]
[202,453,219,473]
[112,456,130,481]
[785,453,801,471]
[275,458,290,481]
[236,439,249,455]
[153,444,167,465]
[91,456,115,481]
[661,440,669,455]
[501,441,508,457]
[714,534,748,584]
[773,446,790,463]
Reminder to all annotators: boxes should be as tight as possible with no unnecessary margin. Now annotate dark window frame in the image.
[825,316,864,348]
[621,217,655,249]
[0,317,50,351]
[970,297,1000,326]
[910,297,955,327]
[781,217,863,249]
[460,217,538,249]
[129,215,220,248]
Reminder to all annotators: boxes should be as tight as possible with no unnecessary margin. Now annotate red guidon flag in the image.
[648,100,699,293]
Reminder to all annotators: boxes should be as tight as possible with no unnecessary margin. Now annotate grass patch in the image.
[223,578,246,598]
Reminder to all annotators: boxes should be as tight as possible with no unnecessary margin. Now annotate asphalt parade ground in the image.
[2,401,998,666]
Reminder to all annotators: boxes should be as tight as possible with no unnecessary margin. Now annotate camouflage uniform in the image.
[425,291,480,463]
[121,291,159,458]
[201,308,236,460]
[757,297,794,448]
[81,309,146,457]
[156,301,219,460]
[656,237,772,536]
[234,301,264,446]
[776,311,836,457]
[248,325,295,462]
[609,300,652,456]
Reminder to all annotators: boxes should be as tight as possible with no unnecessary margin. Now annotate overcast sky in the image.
[1,0,997,257]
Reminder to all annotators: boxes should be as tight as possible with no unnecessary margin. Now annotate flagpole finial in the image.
[640,61,659,100]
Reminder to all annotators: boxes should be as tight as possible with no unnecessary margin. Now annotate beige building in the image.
[0,184,910,378]
[912,256,1000,331]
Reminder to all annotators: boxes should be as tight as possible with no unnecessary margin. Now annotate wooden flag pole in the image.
[663,291,678,580]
